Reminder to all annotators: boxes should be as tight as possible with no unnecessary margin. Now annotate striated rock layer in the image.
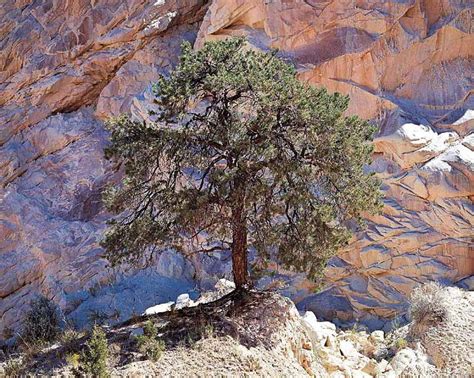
[0,0,473,336]
[196,0,474,326]
[0,0,208,338]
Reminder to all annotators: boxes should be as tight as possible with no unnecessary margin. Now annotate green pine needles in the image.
[102,37,382,287]
[81,325,109,377]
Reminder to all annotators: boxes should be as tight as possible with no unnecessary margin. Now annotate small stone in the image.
[389,348,416,375]
[340,340,357,357]
[377,371,397,378]
[302,341,312,350]
[319,349,344,370]
[175,293,194,310]
[351,370,371,378]
[344,353,368,370]
[369,330,384,343]
[318,321,337,331]
[300,349,314,373]
[302,312,338,348]
[341,364,352,378]
[214,278,235,292]
[325,335,338,350]
[176,293,190,302]
[302,311,318,327]
[375,359,389,374]
[361,359,378,375]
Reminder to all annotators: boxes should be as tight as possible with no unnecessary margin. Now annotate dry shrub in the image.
[244,355,262,372]
[394,337,407,350]
[409,282,448,337]
[4,357,25,377]
[21,296,62,346]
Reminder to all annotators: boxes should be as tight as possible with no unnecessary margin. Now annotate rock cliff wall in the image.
[195,0,474,326]
[0,0,472,337]
[0,0,208,338]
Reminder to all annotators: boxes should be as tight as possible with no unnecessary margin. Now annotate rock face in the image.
[0,0,472,337]
[0,0,208,338]
[195,0,474,324]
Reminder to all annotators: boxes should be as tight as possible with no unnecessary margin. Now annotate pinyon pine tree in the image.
[102,38,381,288]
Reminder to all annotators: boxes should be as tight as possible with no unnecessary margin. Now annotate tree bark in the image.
[231,177,249,288]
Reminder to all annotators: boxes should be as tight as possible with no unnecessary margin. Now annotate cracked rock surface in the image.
[0,0,207,338]
[195,0,473,324]
[0,0,472,337]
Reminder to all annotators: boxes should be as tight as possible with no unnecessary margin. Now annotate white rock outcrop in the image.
[143,301,175,316]
[175,293,195,310]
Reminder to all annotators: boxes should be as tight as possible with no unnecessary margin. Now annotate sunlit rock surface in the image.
[195,0,474,325]
[0,0,472,337]
[0,0,207,338]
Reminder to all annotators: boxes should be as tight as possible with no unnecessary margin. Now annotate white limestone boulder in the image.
[302,311,338,347]
[143,301,174,316]
[369,330,384,343]
[175,293,195,310]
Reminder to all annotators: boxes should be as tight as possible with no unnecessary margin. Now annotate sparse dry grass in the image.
[8,290,313,377]
[407,283,473,375]
[409,282,449,337]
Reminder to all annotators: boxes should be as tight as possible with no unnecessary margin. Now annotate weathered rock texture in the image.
[195,0,474,325]
[2,284,472,377]
[0,0,472,337]
[0,0,207,338]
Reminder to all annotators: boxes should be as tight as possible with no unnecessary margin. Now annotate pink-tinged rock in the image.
[195,0,473,323]
[0,0,208,337]
[1,0,473,337]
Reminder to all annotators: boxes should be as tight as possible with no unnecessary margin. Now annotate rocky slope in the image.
[1,282,472,377]
[0,0,473,337]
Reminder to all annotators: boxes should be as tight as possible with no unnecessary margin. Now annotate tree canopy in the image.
[102,37,382,287]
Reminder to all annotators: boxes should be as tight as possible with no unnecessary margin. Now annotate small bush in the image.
[60,327,85,358]
[21,295,62,345]
[66,352,81,370]
[244,355,262,372]
[136,336,165,362]
[395,337,408,350]
[81,325,109,377]
[409,282,448,336]
[4,358,24,377]
[185,320,215,347]
[143,320,157,338]
[61,328,84,345]
[203,323,214,339]
[135,321,165,362]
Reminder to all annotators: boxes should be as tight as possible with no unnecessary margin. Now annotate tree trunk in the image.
[231,177,249,289]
